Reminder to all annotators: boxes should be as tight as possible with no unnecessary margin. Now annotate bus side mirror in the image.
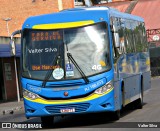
[111,24,120,48]
[10,39,16,56]
[113,32,120,48]
[10,30,21,56]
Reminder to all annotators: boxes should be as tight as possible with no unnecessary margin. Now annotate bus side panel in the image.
[114,80,122,111]
[143,71,151,91]
[123,74,141,106]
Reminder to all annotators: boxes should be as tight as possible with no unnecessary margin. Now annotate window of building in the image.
[74,0,85,6]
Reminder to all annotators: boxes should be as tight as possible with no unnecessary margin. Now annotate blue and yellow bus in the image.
[10,6,151,126]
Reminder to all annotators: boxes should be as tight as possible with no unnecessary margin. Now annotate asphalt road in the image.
[0,78,160,131]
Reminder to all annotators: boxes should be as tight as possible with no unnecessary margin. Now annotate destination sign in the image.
[31,31,62,41]
[26,30,64,71]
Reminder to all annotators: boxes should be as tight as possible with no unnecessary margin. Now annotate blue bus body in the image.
[21,7,151,119]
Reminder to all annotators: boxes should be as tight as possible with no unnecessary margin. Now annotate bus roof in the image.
[22,6,144,29]
[62,6,144,21]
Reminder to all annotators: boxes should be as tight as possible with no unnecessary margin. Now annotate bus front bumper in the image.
[23,88,115,118]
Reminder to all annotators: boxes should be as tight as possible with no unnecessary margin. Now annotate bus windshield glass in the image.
[22,22,111,81]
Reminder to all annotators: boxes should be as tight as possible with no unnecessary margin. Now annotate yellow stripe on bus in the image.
[24,88,113,105]
[32,20,95,29]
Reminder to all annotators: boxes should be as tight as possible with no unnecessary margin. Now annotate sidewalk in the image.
[0,100,24,115]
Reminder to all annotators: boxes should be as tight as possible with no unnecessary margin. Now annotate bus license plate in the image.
[60,108,75,113]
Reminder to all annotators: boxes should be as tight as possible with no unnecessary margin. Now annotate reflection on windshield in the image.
[22,22,111,81]
[85,26,104,51]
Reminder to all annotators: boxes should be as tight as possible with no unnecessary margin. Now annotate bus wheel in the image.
[112,110,120,121]
[41,116,54,127]
[135,89,143,109]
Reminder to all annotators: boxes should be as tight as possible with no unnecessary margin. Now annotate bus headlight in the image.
[23,89,40,100]
[94,81,113,95]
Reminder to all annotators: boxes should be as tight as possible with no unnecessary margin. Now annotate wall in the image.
[0,0,74,36]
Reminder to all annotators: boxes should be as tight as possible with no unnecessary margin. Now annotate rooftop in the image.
[97,0,160,30]
[132,0,160,30]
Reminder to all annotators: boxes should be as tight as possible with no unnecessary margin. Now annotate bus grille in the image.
[45,103,90,114]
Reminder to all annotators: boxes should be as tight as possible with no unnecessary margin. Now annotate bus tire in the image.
[41,116,54,127]
[135,80,143,109]
[135,90,143,109]
[120,82,124,113]
[112,110,120,121]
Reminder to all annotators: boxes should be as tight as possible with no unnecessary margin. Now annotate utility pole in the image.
[3,18,21,102]
[58,0,63,11]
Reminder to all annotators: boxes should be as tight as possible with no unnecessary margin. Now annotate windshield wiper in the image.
[67,53,89,84]
[42,54,60,87]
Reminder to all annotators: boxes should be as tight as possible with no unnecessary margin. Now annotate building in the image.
[0,0,74,102]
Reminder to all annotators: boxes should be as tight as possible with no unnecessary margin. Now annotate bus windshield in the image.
[22,22,111,81]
